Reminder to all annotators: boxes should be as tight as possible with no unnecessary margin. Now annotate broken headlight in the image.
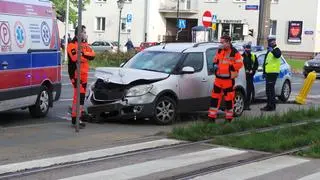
[126,84,153,97]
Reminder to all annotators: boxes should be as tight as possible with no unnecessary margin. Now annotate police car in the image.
[252,50,292,102]
[86,43,292,125]
[0,0,61,117]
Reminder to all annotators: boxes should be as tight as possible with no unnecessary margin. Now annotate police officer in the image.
[242,44,258,110]
[67,25,95,128]
[261,36,281,111]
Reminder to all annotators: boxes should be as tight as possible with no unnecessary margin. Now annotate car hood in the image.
[308,58,320,63]
[94,67,169,85]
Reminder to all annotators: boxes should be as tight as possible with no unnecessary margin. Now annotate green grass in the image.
[169,106,320,141]
[286,59,305,71]
[212,122,320,153]
[296,143,320,158]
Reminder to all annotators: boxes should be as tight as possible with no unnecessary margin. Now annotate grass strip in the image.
[287,59,305,71]
[212,122,320,153]
[169,106,320,141]
[296,143,320,158]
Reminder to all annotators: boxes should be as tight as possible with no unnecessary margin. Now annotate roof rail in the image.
[193,41,219,48]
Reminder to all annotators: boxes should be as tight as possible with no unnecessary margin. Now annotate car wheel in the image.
[29,85,51,118]
[278,80,291,102]
[153,96,177,125]
[233,90,245,117]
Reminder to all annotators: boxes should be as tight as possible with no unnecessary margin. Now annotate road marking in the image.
[299,171,320,180]
[59,147,247,180]
[191,156,309,180]
[0,139,185,175]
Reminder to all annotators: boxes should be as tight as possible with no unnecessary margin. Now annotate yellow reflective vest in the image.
[265,47,281,73]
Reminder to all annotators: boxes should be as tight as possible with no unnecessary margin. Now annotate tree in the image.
[50,0,90,24]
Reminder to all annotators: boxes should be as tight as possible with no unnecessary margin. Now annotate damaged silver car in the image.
[86,42,247,125]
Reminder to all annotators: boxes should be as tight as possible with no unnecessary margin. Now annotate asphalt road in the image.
[1,70,320,128]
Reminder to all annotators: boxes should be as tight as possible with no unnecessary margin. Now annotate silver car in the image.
[90,41,118,53]
[86,43,292,125]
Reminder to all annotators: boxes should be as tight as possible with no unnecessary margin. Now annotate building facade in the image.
[60,0,320,58]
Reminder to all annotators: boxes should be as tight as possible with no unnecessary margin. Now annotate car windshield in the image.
[123,51,182,74]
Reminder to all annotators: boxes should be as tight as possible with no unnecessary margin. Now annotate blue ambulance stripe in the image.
[0,52,61,70]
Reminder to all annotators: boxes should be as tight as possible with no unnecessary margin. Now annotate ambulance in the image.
[0,0,61,117]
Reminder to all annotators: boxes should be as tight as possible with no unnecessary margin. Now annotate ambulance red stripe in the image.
[0,67,60,90]
[0,1,52,17]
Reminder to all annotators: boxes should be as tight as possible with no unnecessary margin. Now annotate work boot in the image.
[71,117,86,129]
[260,106,274,111]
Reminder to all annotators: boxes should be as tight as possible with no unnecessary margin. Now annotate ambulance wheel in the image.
[278,80,291,102]
[234,90,245,117]
[29,86,51,118]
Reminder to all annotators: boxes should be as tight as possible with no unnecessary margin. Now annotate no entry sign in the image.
[202,11,212,27]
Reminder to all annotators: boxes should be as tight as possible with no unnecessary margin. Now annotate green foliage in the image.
[50,0,91,23]
[89,51,136,68]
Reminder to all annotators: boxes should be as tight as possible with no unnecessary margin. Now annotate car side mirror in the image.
[257,66,263,72]
[181,66,195,74]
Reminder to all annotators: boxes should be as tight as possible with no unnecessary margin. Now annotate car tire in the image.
[29,85,51,118]
[233,90,245,117]
[153,96,177,125]
[278,80,291,102]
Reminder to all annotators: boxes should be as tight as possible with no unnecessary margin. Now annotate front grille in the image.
[93,79,127,102]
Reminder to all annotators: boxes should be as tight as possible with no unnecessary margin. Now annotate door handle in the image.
[1,61,8,69]
[201,78,207,82]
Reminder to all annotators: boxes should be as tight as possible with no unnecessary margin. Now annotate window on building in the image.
[222,24,230,36]
[96,17,106,31]
[270,20,277,36]
[232,24,244,41]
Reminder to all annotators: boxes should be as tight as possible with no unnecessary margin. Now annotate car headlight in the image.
[126,84,153,97]
[305,61,309,67]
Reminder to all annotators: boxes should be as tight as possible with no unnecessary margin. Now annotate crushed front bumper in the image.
[86,93,156,121]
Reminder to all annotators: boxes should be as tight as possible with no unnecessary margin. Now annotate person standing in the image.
[208,35,243,122]
[261,36,282,111]
[67,25,95,128]
[242,44,258,110]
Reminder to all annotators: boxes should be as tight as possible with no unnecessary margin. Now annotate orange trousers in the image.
[208,78,235,120]
[70,73,88,121]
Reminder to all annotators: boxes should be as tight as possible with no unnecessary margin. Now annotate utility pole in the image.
[175,0,180,41]
[75,0,83,132]
[257,0,271,47]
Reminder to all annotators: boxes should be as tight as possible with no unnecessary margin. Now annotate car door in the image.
[253,53,266,98]
[178,52,208,112]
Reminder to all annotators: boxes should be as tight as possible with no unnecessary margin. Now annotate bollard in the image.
[295,71,317,104]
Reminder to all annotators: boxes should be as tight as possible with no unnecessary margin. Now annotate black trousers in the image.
[245,73,254,107]
[265,73,278,109]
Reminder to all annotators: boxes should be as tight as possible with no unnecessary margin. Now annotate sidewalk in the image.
[0,121,170,166]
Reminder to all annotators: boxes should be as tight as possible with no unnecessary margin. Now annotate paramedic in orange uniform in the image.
[208,35,243,122]
[67,25,95,128]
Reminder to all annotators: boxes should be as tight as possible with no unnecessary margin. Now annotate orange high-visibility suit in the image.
[208,46,243,121]
[67,38,95,124]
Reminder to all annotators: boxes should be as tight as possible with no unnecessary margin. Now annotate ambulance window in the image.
[181,52,204,72]
[206,48,217,75]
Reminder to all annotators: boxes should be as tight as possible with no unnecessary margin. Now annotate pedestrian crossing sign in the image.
[177,19,186,29]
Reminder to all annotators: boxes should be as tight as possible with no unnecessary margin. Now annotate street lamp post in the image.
[117,0,125,53]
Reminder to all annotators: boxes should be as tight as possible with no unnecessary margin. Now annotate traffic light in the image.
[249,29,254,37]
